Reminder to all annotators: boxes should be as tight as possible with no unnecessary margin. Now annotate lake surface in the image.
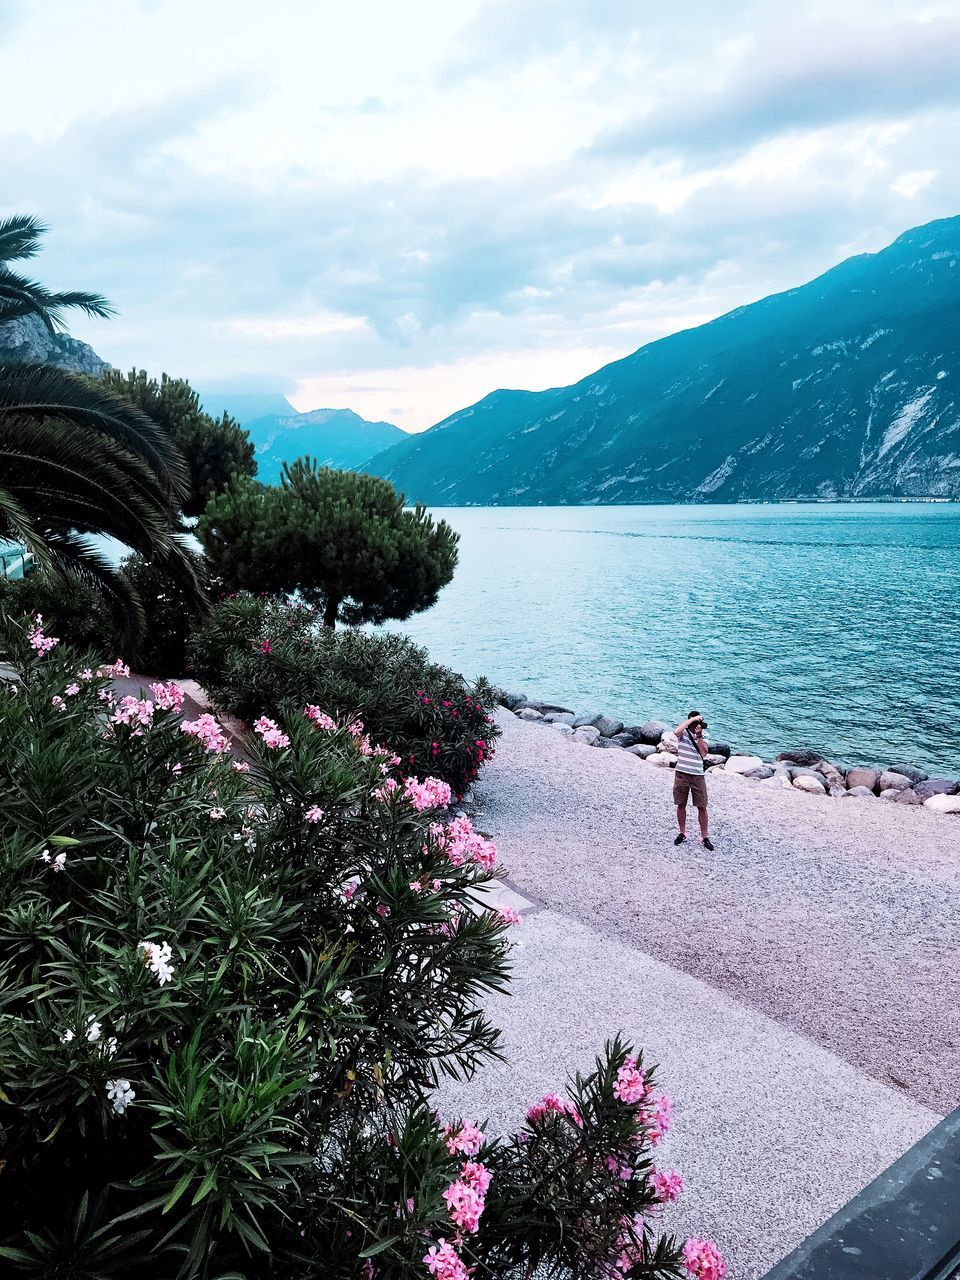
[384,504,960,775]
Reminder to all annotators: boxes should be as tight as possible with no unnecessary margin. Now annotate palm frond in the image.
[0,363,190,500]
[0,214,45,264]
[43,533,146,647]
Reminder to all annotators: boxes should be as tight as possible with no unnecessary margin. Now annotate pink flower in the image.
[652,1168,684,1203]
[232,759,250,773]
[423,1239,468,1280]
[28,615,59,654]
[460,1161,492,1196]
[376,903,391,918]
[181,714,231,754]
[526,1092,583,1129]
[342,881,357,901]
[647,1091,673,1144]
[443,1179,485,1233]
[64,683,80,697]
[373,777,399,801]
[614,1056,649,1105]
[682,1238,727,1280]
[96,659,130,679]
[441,816,496,869]
[494,906,522,926]
[253,716,290,749]
[443,1119,484,1156]
[259,639,272,654]
[403,776,453,812]
[78,668,94,682]
[149,681,184,713]
[305,805,324,823]
[303,705,336,730]
[50,695,66,711]
[111,696,155,731]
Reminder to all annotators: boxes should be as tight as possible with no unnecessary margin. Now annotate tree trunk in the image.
[323,596,339,629]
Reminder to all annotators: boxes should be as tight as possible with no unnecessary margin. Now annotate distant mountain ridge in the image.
[366,214,960,504]
[244,407,406,484]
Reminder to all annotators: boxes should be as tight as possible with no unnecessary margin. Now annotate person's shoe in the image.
[674,832,686,846]
[702,837,715,851]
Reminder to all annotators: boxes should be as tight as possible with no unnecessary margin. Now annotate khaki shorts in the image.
[673,770,708,809]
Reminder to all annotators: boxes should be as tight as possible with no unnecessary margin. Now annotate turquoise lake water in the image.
[384,504,960,775]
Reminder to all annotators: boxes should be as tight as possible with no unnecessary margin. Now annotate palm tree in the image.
[0,216,195,635]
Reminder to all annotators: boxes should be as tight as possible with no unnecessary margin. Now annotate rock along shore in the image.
[494,691,960,815]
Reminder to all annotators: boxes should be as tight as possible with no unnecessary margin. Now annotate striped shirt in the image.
[676,728,707,775]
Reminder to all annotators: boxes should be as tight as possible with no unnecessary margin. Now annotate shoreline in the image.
[493,688,960,813]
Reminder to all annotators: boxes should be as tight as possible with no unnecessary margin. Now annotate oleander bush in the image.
[0,615,724,1280]
[189,594,501,798]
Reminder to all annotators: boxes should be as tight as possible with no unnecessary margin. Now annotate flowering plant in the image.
[0,614,722,1279]
[188,593,500,797]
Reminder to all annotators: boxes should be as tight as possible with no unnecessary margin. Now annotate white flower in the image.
[336,989,354,1006]
[38,849,50,863]
[60,1028,75,1043]
[138,940,175,986]
[106,1078,135,1114]
[51,852,67,872]
[85,1018,102,1043]
[100,1036,118,1059]
[208,807,226,820]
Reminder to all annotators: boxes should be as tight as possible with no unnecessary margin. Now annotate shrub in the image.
[118,551,209,675]
[190,594,500,797]
[0,617,721,1279]
[0,572,113,657]
[198,463,458,627]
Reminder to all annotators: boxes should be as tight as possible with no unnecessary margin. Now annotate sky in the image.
[3,0,960,430]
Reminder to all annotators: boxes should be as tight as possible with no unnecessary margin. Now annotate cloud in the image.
[595,16,960,162]
[2,0,959,430]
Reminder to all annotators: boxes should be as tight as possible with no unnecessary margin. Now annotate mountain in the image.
[245,407,406,484]
[367,215,960,504]
[195,390,297,425]
[0,314,111,376]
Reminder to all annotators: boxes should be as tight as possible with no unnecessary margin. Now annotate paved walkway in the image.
[439,711,960,1278]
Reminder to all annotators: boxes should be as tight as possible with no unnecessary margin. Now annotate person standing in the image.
[673,711,714,850]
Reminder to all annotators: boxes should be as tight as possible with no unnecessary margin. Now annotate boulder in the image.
[573,713,604,729]
[879,788,903,801]
[845,768,880,792]
[548,721,574,735]
[595,736,624,749]
[842,785,876,799]
[524,699,575,715]
[815,762,846,788]
[616,727,645,746]
[877,770,910,792]
[914,778,960,801]
[647,752,676,767]
[923,794,960,814]
[887,763,928,784]
[894,788,922,806]
[793,774,827,794]
[609,732,636,748]
[638,719,672,744]
[659,731,679,753]
[595,715,625,738]
[626,743,657,758]
[542,711,576,725]
[789,765,824,780]
[743,765,775,779]
[499,691,527,711]
[517,707,544,721]
[777,748,823,767]
[710,743,732,759]
[573,724,601,743]
[703,753,726,767]
[724,754,764,775]
[572,728,600,745]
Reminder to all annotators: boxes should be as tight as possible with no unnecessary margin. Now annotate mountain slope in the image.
[245,407,406,484]
[0,314,111,376]
[367,216,960,504]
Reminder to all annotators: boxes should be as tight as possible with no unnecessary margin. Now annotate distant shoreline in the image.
[413,496,959,508]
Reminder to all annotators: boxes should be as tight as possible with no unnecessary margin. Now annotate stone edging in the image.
[497,694,960,815]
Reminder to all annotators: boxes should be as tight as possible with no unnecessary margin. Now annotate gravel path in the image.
[438,710,959,1276]
[477,710,960,1113]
